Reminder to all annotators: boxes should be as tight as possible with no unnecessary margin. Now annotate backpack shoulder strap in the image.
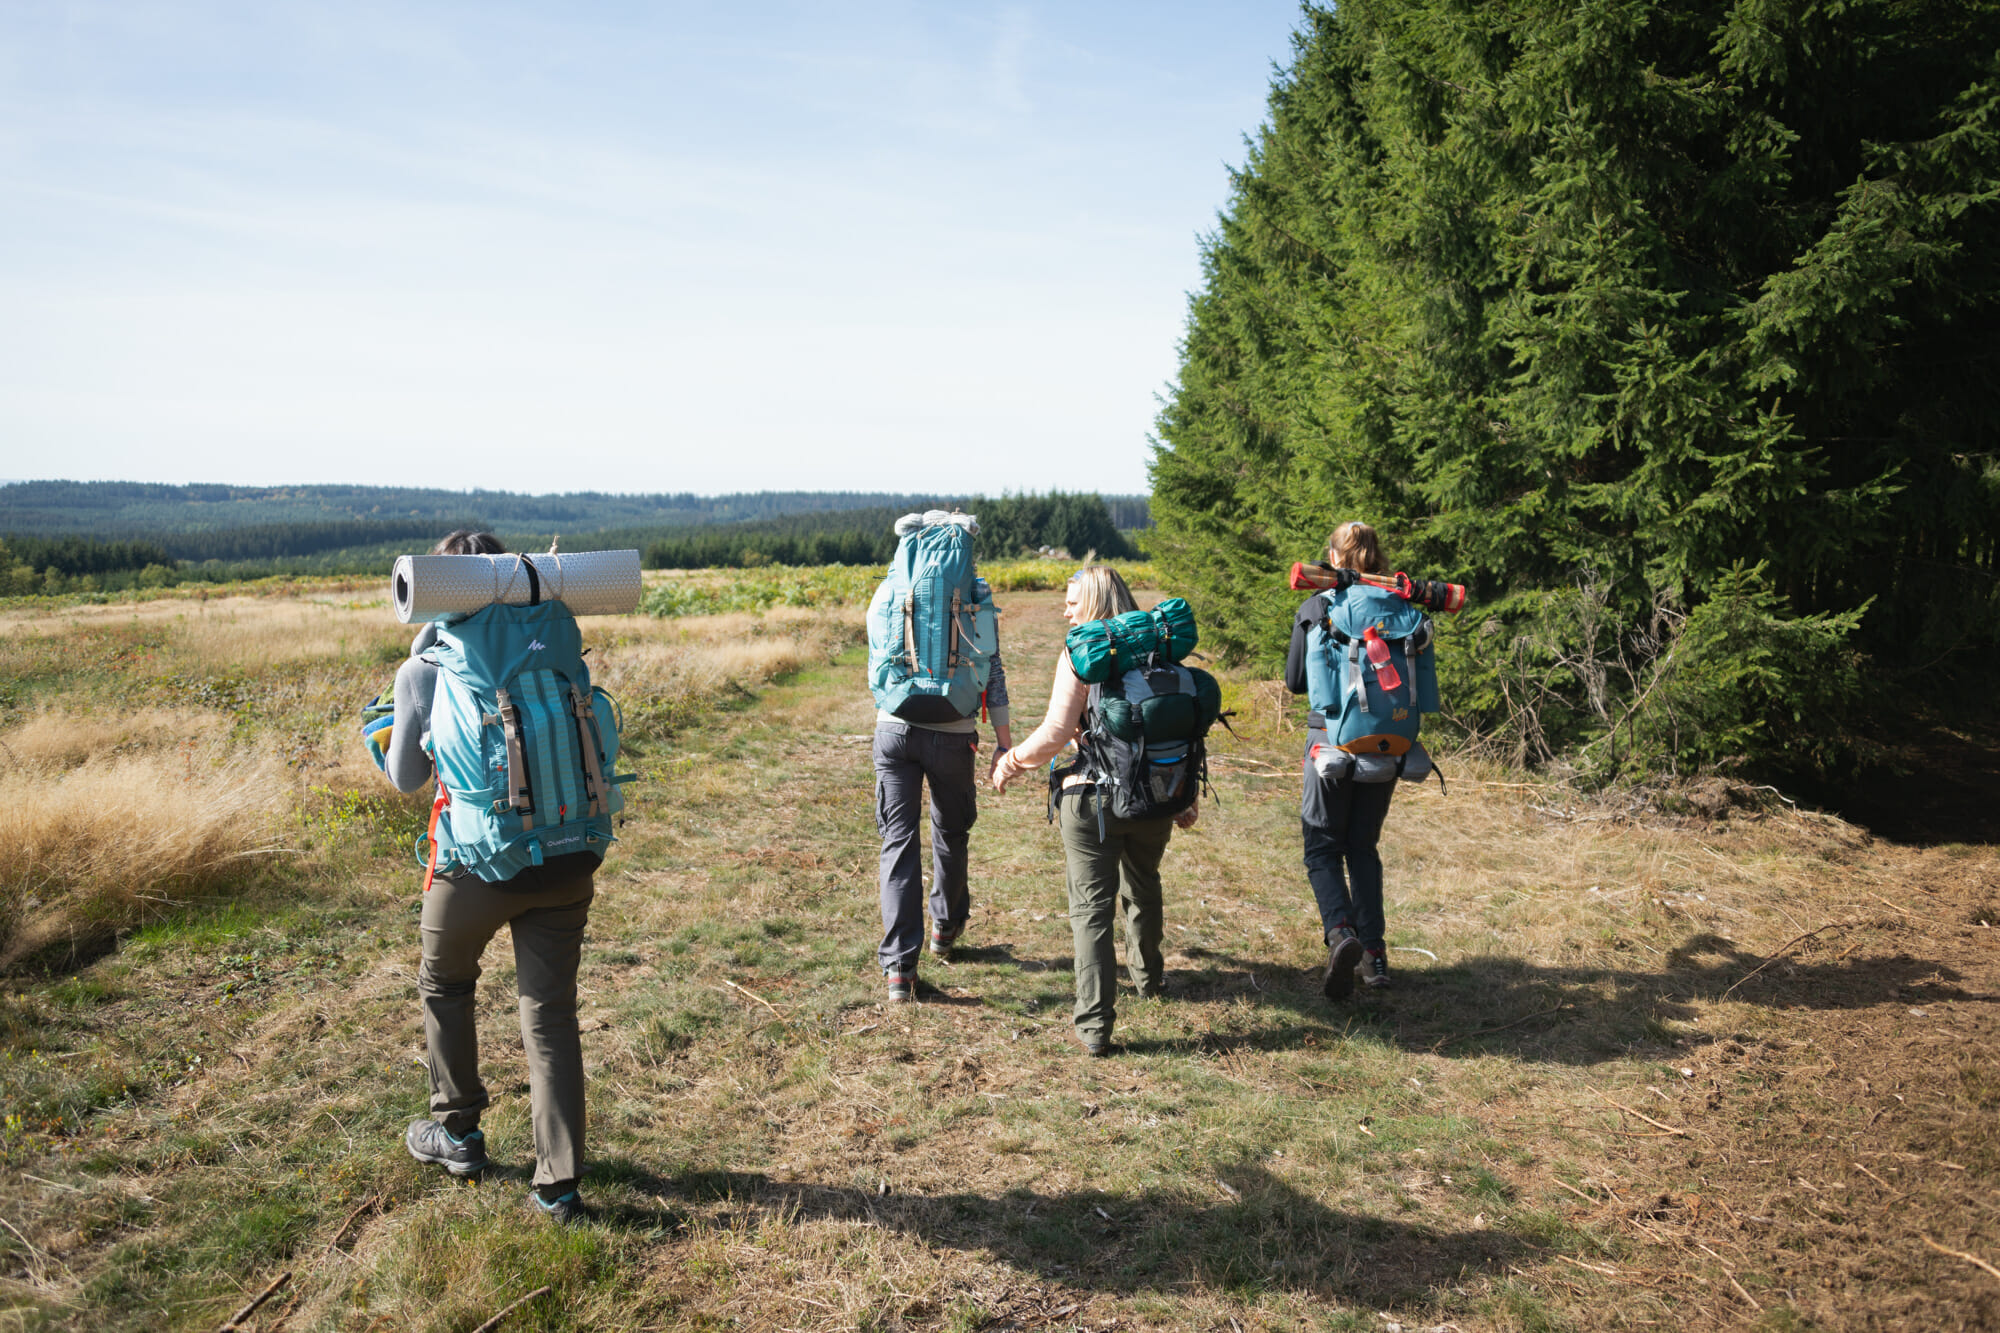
[1346,637,1371,717]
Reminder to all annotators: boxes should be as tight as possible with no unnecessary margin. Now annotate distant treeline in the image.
[0,492,1146,594]
[156,519,478,563]
[0,534,175,576]
[0,534,180,595]
[0,481,1151,541]
[634,493,1138,569]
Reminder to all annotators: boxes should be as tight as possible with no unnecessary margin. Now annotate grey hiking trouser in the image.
[419,860,595,1190]
[875,721,979,975]
[1059,789,1173,1044]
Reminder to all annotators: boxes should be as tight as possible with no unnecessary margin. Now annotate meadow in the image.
[0,566,1992,1331]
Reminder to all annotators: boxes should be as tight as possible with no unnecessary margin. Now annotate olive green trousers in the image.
[1059,790,1174,1044]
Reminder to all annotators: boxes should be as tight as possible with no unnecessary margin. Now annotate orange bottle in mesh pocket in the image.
[1362,626,1403,693]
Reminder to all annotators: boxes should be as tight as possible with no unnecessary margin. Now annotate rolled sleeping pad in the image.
[1287,561,1467,613]
[391,550,644,623]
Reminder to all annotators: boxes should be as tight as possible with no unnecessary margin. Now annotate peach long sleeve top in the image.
[1000,649,1093,788]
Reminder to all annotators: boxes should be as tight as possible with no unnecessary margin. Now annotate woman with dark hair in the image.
[381,529,598,1222]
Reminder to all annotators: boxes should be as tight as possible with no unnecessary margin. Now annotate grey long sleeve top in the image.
[387,624,442,794]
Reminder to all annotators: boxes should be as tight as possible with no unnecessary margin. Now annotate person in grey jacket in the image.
[383,529,597,1223]
[875,617,1011,1003]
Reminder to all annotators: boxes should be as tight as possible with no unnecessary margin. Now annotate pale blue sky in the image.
[0,2,1303,494]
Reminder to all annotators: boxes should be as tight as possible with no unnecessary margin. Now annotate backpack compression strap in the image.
[567,683,611,818]
[495,686,535,829]
[1346,638,1371,718]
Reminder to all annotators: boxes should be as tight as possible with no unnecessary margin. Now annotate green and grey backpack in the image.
[1059,599,1225,833]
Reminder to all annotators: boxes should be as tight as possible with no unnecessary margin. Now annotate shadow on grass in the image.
[641,1163,1524,1310]
[1115,937,1990,1065]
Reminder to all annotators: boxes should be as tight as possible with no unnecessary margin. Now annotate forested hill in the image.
[0,483,1152,589]
[0,482,1148,536]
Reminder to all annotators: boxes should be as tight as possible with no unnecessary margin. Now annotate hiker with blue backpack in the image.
[992,567,1219,1056]
[1285,522,1446,997]
[866,511,1012,1003]
[373,530,633,1223]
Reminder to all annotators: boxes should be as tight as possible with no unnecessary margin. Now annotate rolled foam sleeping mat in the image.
[390,550,644,623]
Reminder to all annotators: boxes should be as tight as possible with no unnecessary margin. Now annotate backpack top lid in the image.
[1325,584,1428,641]
[887,511,979,591]
[430,599,584,689]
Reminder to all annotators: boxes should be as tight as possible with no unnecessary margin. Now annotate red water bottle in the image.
[1362,625,1403,692]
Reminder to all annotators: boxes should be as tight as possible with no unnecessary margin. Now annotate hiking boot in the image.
[885,970,916,1003]
[1362,949,1392,989]
[1137,978,1167,1000]
[929,920,963,957]
[1322,927,1363,1001]
[528,1185,586,1225]
[1081,1034,1116,1058]
[405,1120,487,1177]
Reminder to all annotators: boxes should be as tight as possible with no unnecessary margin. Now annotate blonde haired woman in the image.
[992,566,1198,1056]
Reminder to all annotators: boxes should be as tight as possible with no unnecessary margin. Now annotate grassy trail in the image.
[0,588,1995,1331]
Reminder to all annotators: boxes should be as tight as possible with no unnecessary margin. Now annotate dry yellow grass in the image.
[0,603,861,964]
[589,607,863,726]
[0,707,217,770]
[0,744,294,963]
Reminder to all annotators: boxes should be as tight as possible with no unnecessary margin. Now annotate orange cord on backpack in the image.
[421,780,450,893]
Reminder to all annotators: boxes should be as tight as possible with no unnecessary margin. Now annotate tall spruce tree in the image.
[1154,0,2000,771]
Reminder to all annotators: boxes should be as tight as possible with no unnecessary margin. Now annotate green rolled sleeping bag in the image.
[1065,597,1200,684]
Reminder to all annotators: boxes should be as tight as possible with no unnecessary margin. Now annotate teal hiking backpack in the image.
[867,512,997,724]
[416,598,632,887]
[1302,585,1441,783]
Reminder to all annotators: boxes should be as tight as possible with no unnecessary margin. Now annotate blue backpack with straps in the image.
[417,598,631,887]
[1303,585,1441,776]
[867,512,997,723]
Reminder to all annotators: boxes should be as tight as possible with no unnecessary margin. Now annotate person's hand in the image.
[1173,803,1200,831]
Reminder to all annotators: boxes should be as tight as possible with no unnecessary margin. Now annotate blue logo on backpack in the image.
[867,513,997,723]
[419,600,632,882]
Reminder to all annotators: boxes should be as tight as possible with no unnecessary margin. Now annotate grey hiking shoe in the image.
[1323,927,1363,1001]
[929,920,963,957]
[886,970,916,1003]
[1362,949,1392,989]
[405,1120,487,1176]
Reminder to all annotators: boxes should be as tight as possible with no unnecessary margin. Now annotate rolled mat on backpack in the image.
[390,550,644,623]
[1287,562,1467,613]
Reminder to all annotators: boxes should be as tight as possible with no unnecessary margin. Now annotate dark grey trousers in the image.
[419,865,594,1189]
[874,721,978,974]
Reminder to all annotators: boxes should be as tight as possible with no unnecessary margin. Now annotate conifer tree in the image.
[1153,0,2000,770]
